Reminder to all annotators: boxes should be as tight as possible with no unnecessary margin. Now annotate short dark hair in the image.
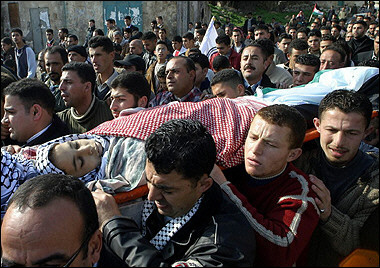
[322,44,346,63]
[45,28,54,34]
[145,119,216,181]
[11,28,23,36]
[110,71,151,107]
[215,34,231,46]
[45,45,69,65]
[7,173,99,259]
[353,20,368,29]
[243,38,274,59]
[318,90,372,128]
[278,33,292,42]
[169,56,196,73]
[288,39,309,54]
[195,28,206,36]
[59,28,69,35]
[211,68,244,88]
[124,15,131,20]
[62,62,96,93]
[156,40,169,50]
[295,54,320,73]
[255,24,269,33]
[255,104,307,149]
[1,37,12,45]
[212,55,231,71]
[106,18,116,24]
[308,30,322,38]
[3,78,55,115]
[321,34,336,42]
[93,29,105,36]
[89,19,95,24]
[188,53,210,69]
[172,35,183,43]
[141,31,157,41]
[68,34,78,41]
[182,32,195,40]
[88,35,114,53]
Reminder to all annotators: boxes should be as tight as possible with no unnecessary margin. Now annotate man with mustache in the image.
[293,90,379,266]
[44,45,68,112]
[240,40,276,95]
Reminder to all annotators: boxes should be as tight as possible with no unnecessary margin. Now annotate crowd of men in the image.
[1,2,379,267]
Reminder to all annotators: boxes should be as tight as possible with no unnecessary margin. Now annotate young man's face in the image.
[110,86,141,118]
[314,108,369,166]
[292,63,317,87]
[11,32,23,45]
[216,43,230,56]
[244,115,297,178]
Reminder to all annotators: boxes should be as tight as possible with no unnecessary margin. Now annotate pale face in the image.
[109,86,138,118]
[289,29,297,39]
[154,43,169,61]
[45,31,54,41]
[308,36,320,52]
[320,29,330,38]
[172,41,182,51]
[320,50,344,70]
[2,95,34,142]
[182,38,194,49]
[89,46,115,74]
[216,43,230,56]
[211,82,243,99]
[315,108,369,166]
[352,24,366,39]
[59,70,90,109]
[1,42,12,53]
[142,39,156,53]
[44,52,65,84]
[277,38,292,54]
[240,46,271,85]
[232,31,242,45]
[374,35,379,56]
[292,63,317,87]
[244,115,296,178]
[331,28,341,39]
[51,139,103,177]
[288,49,308,70]
[11,31,23,45]
[165,57,195,98]
[320,40,333,53]
[345,32,354,42]
[254,30,270,40]
[1,199,100,267]
[297,32,307,41]
[68,51,87,63]
[145,161,207,218]
[129,40,143,55]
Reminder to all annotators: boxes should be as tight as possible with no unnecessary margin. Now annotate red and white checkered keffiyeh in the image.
[87,97,268,168]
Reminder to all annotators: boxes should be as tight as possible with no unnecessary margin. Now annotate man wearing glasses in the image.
[1,174,125,267]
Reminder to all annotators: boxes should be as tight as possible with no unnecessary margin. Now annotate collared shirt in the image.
[243,78,262,95]
[149,87,203,107]
[26,123,52,144]
[95,68,119,100]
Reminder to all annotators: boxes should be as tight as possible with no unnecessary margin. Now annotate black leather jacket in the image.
[102,183,256,267]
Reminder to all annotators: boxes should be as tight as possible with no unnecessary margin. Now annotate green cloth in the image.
[57,96,113,134]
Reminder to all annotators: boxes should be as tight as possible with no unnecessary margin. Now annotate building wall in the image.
[1,1,211,54]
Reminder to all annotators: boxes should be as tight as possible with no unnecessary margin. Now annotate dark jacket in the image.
[348,35,374,57]
[102,183,256,267]
[84,26,96,48]
[244,73,276,95]
[23,114,70,147]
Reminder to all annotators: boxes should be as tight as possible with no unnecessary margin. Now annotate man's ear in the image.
[287,148,303,162]
[88,229,102,265]
[237,84,245,96]
[313,117,321,132]
[31,104,43,120]
[198,174,213,194]
[138,96,148,108]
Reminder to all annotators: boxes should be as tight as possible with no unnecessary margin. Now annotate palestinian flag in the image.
[312,4,323,16]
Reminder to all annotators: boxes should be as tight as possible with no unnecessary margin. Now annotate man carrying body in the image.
[292,53,320,87]
[210,68,245,98]
[92,118,256,266]
[293,90,379,266]
[211,104,320,266]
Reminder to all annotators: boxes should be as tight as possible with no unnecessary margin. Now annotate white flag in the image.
[200,16,218,59]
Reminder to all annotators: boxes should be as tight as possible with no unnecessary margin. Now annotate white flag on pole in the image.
[200,16,218,59]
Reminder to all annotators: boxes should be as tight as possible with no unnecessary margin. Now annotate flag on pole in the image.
[200,16,218,59]
[312,4,324,16]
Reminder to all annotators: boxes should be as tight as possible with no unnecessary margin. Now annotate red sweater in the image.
[221,163,320,266]
[209,48,241,71]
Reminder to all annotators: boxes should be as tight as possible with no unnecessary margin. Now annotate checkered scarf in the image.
[87,97,268,168]
[141,196,203,250]
[34,133,110,184]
